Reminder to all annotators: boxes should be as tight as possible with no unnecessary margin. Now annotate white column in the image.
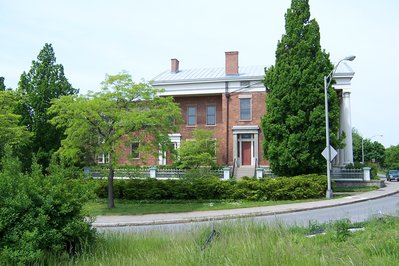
[254,132,259,165]
[233,133,238,166]
[339,91,354,165]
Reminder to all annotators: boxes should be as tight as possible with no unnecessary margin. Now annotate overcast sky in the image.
[1,0,398,148]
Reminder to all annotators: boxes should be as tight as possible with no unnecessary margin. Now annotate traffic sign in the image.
[321,146,338,161]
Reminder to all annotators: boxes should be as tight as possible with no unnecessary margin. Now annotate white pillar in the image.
[223,167,230,180]
[149,167,157,178]
[339,91,354,165]
[363,167,371,181]
[233,133,238,166]
[254,132,259,166]
[256,168,264,179]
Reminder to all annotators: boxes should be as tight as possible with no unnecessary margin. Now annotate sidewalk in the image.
[93,181,399,227]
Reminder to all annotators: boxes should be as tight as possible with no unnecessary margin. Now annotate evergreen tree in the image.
[17,43,78,169]
[0,77,5,91]
[261,0,341,176]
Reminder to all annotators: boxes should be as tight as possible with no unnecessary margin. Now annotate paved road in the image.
[94,181,399,233]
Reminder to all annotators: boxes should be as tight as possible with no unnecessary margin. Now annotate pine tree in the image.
[17,43,78,169]
[261,0,341,176]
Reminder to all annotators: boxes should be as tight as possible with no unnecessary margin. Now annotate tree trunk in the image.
[107,154,115,208]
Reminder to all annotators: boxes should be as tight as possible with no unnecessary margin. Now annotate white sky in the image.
[1,0,398,147]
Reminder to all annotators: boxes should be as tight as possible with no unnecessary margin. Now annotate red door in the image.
[242,142,251,165]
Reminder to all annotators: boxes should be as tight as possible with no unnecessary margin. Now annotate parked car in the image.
[386,170,399,181]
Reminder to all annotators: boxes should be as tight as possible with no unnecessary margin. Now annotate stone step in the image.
[236,166,255,179]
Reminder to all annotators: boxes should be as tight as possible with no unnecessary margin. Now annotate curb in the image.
[93,184,399,227]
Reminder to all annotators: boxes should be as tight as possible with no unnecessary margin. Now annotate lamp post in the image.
[324,55,356,199]
[361,134,383,164]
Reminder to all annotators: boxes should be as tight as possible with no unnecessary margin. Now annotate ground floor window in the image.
[131,142,140,159]
[97,153,109,164]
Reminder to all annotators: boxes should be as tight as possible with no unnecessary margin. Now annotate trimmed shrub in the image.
[93,174,327,202]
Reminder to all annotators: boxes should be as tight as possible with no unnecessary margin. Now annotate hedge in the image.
[93,174,328,201]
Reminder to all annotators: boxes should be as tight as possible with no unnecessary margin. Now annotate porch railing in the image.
[331,168,364,181]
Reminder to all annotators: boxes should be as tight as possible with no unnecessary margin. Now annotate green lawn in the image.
[47,216,399,265]
[85,186,379,216]
[84,198,322,216]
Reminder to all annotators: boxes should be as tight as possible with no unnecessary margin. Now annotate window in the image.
[131,142,140,159]
[240,98,251,120]
[187,106,197,126]
[97,153,109,164]
[206,105,216,125]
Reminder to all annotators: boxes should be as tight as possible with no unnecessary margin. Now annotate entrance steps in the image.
[236,166,255,179]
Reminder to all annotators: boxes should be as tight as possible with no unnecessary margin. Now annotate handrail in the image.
[231,158,237,178]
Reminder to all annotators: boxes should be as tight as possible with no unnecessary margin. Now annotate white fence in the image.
[84,167,225,179]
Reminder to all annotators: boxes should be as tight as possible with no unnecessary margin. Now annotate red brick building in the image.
[112,51,356,177]
[152,51,269,175]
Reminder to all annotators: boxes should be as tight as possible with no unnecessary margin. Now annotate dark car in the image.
[386,170,399,181]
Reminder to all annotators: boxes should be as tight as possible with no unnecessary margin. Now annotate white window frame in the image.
[239,96,252,121]
[187,105,197,126]
[206,105,216,126]
[97,153,109,164]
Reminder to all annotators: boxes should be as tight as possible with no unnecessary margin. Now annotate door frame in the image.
[232,126,259,167]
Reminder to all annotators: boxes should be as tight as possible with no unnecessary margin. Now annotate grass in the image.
[45,216,399,265]
[84,198,323,216]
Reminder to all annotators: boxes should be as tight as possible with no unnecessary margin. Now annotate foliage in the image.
[0,77,5,91]
[177,129,217,169]
[46,216,399,265]
[261,0,341,176]
[93,174,327,201]
[384,145,399,169]
[0,90,32,165]
[0,146,96,265]
[16,43,78,170]
[48,72,181,208]
[352,128,385,165]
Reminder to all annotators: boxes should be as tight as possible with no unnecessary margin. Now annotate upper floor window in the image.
[187,106,197,126]
[240,98,251,120]
[206,105,216,125]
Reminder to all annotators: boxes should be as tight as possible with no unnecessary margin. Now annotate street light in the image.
[324,55,356,199]
[361,134,383,164]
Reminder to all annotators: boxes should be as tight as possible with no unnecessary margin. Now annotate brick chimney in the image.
[225,51,239,75]
[171,58,179,73]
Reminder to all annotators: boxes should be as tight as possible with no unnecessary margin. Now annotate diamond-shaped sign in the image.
[321,146,338,162]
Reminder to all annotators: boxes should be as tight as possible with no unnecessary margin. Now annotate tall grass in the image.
[47,217,399,265]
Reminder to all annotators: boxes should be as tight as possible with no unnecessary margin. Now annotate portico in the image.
[333,62,355,166]
[232,126,260,167]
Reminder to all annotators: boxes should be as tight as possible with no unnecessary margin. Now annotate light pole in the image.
[324,55,356,199]
[361,134,383,164]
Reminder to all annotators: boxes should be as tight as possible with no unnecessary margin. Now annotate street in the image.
[96,192,399,233]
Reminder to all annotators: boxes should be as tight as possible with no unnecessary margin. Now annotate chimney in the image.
[171,58,179,73]
[225,51,239,75]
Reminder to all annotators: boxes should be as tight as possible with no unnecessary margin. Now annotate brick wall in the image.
[115,92,269,167]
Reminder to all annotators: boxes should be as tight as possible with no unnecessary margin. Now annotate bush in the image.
[0,148,96,265]
[93,174,327,202]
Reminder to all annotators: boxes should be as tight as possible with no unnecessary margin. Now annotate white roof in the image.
[151,62,354,85]
[152,65,265,85]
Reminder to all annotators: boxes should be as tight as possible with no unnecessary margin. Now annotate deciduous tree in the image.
[261,0,341,176]
[0,89,32,165]
[385,145,399,169]
[177,129,216,169]
[48,72,181,208]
